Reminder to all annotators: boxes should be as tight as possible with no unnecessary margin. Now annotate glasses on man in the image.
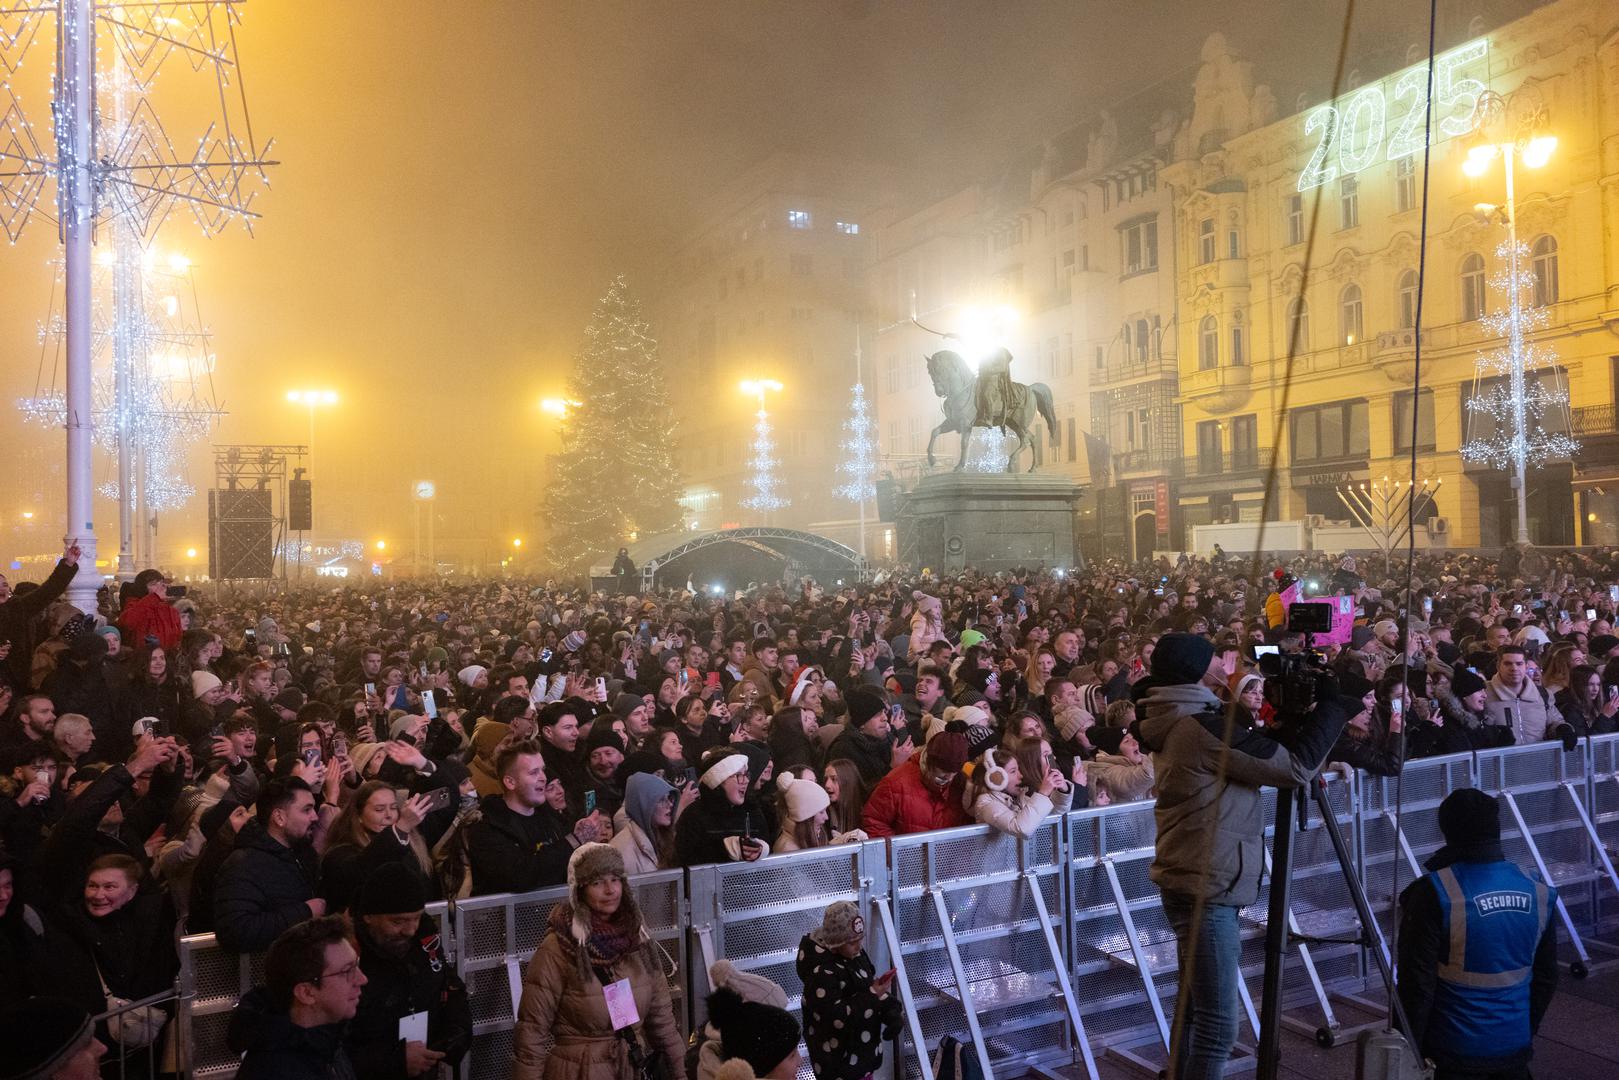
[313,960,363,985]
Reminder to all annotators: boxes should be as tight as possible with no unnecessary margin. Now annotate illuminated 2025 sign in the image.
[1297,38,1488,192]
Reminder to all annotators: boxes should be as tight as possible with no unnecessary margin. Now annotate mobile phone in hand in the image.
[426,786,453,813]
[584,790,597,815]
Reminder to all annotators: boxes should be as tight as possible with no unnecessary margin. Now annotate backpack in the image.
[930,1036,987,1080]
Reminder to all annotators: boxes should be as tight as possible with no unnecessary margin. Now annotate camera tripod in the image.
[1254,775,1415,1080]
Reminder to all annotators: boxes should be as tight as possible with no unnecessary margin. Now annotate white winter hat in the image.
[776,773,830,823]
[191,671,222,699]
[700,752,749,790]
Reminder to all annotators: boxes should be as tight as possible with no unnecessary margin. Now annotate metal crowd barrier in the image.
[164,733,1619,1080]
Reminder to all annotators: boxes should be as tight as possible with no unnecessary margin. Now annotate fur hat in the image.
[0,997,96,1080]
[776,772,830,823]
[706,987,801,1080]
[563,843,643,954]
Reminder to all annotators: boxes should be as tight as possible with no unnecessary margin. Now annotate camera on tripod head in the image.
[1256,601,1337,719]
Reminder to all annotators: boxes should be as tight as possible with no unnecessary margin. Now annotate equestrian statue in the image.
[925,347,1058,473]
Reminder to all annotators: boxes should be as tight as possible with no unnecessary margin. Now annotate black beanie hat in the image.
[0,997,95,1080]
[1451,668,1487,698]
[1091,727,1128,756]
[1437,788,1501,847]
[845,688,886,729]
[354,861,429,917]
[705,986,801,1077]
[584,724,627,757]
[1150,633,1216,685]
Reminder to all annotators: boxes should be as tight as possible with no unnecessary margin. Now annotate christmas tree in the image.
[544,276,682,571]
[834,380,877,502]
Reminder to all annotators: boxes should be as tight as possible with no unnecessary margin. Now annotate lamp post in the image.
[1461,90,1557,546]
[413,481,436,578]
[739,379,787,520]
[286,390,338,573]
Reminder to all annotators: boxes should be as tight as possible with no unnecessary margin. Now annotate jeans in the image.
[1160,891,1242,1080]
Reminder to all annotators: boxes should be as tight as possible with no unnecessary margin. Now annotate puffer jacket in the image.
[860,758,969,838]
[609,819,662,877]
[1087,752,1156,803]
[512,926,686,1080]
[907,600,943,664]
[212,819,320,953]
[966,784,1069,839]
[1136,682,1346,906]
[1481,677,1566,744]
[119,592,184,652]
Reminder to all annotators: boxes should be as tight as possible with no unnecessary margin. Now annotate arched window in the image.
[1339,284,1363,345]
[1198,315,1219,370]
[1531,235,1559,308]
[1397,269,1419,329]
[1286,297,1310,352]
[1134,318,1150,363]
[1460,252,1486,322]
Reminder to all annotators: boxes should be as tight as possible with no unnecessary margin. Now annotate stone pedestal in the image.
[901,472,1084,573]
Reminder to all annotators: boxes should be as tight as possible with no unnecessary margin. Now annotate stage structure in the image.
[209,445,302,582]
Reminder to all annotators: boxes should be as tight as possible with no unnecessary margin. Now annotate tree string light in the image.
[834,380,877,503]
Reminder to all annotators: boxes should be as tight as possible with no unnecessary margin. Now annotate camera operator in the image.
[1136,632,1349,1080]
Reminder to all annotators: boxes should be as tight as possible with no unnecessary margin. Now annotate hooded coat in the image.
[1135,682,1346,906]
[228,986,358,1080]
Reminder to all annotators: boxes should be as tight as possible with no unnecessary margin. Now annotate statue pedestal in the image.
[901,472,1084,573]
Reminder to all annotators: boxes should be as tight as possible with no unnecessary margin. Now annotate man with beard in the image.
[214,776,325,953]
[347,862,471,1080]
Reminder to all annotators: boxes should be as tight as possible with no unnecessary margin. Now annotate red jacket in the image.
[861,758,969,838]
[119,593,183,651]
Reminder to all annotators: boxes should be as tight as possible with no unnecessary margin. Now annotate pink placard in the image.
[603,977,640,1031]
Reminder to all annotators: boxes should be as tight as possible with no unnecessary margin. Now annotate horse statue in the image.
[925,348,1059,473]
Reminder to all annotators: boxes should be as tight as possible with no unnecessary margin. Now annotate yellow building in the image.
[1163,0,1619,549]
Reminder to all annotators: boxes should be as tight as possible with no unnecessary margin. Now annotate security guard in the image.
[1397,788,1559,1080]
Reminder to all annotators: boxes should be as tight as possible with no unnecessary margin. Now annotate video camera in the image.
[1256,601,1338,718]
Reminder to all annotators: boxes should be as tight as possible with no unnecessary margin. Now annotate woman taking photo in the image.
[963,746,1067,839]
[513,843,686,1080]
[319,780,437,913]
[1556,663,1619,736]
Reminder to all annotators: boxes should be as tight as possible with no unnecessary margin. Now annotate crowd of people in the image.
[0,537,1612,1077]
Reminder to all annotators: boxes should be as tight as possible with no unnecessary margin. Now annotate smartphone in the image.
[1513,604,1523,615]
[244,628,256,645]
[1588,608,1598,621]
[1608,686,1617,702]
[1389,696,1404,719]
[425,786,453,814]
[422,690,438,719]
[364,682,377,698]
[595,676,608,700]
[879,966,897,983]
[677,670,688,693]
[584,790,597,815]
[540,648,553,662]
[167,583,188,598]
[1610,585,1618,605]
[1423,597,1433,615]
[301,747,321,767]
[332,734,348,759]
[705,671,722,691]
[419,662,429,679]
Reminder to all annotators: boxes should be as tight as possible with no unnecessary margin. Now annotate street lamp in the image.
[739,379,788,515]
[375,539,386,552]
[285,389,339,475]
[1459,89,1558,546]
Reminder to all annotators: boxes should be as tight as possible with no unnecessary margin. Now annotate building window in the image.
[1393,389,1436,452]
[1135,319,1150,364]
[1460,252,1485,321]
[1339,175,1359,229]
[1531,235,1559,307]
[835,220,859,235]
[887,419,900,455]
[1198,218,1216,264]
[1230,325,1245,366]
[1292,400,1370,462]
[1080,244,1089,270]
[1394,156,1417,213]
[1287,297,1310,351]
[1066,418,1077,462]
[1339,283,1363,345]
[1397,269,1419,329]
[1063,332,1074,376]
[1198,315,1219,370]
[908,416,921,454]
[1286,193,1304,246]
[1094,345,1105,370]
[790,254,812,278]
[1120,217,1158,274]
[884,354,899,395]
[1231,415,1258,468]
[787,209,811,229]
[1196,420,1223,472]
[1227,227,1240,260]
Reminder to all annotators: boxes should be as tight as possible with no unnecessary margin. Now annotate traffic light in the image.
[288,476,313,532]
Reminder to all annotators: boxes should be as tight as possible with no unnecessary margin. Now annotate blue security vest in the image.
[1424,860,1553,1060]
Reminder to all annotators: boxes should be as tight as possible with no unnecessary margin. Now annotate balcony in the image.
[1180,363,1253,411]
[1187,447,1274,478]
[1372,328,1428,385]
[1572,405,1617,438]
[1112,449,1184,477]
[1100,354,1178,386]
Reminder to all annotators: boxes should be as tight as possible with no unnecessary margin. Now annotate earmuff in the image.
[980,749,1010,794]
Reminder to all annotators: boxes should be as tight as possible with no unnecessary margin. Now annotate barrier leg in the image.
[1563,780,1619,897]
[872,895,936,1080]
[931,887,996,1079]
[1101,858,1172,1050]
[1501,790,1592,970]
[1258,846,1341,1036]
[1026,871,1099,1080]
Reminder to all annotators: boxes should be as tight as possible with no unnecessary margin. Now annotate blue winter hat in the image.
[1150,633,1216,685]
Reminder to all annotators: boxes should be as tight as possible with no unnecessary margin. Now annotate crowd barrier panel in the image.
[162,739,1619,1079]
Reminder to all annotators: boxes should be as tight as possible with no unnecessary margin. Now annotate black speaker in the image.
[288,477,312,532]
[208,489,275,579]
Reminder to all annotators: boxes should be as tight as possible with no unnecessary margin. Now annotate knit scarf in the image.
[549,899,642,975]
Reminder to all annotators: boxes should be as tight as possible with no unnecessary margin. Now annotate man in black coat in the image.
[0,540,80,692]
[213,776,324,953]
[347,863,471,1079]
[464,739,606,896]
[230,915,362,1080]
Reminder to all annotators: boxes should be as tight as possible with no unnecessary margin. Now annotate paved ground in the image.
[1046,962,1619,1080]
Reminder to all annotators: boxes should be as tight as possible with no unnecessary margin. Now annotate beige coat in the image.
[513,931,686,1080]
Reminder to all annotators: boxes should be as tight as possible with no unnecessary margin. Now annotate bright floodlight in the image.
[740,379,783,395]
[955,304,1021,369]
[1522,135,1556,168]
[374,539,386,551]
[286,389,339,406]
[186,547,197,559]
